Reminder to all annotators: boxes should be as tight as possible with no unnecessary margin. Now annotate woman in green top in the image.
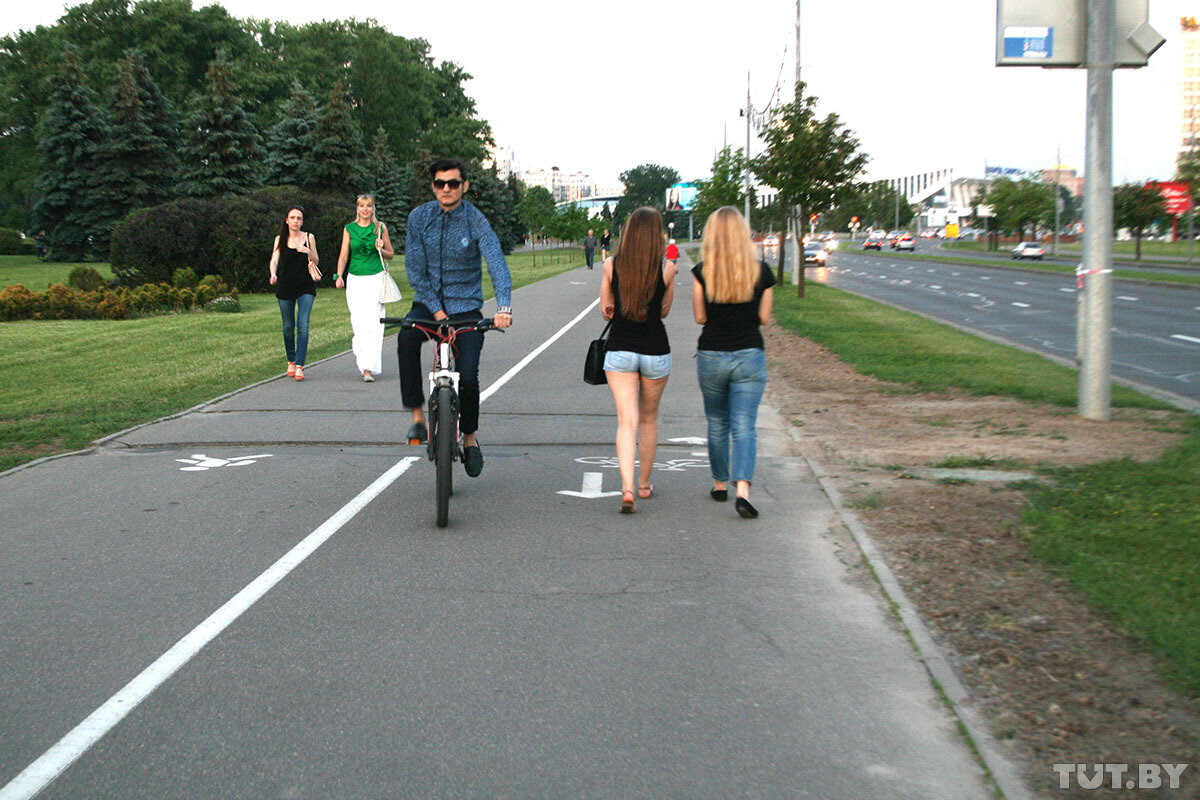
[335,194,395,382]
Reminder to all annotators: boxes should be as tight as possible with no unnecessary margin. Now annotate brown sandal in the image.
[637,484,654,499]
[619,490,636,514]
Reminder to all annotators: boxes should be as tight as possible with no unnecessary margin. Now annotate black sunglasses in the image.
[432,179,463,190]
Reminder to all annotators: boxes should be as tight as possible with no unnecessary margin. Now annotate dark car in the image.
[803,244,828,265]
[862,234,886,250]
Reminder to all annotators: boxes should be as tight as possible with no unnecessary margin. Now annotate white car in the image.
[894,234,915,251]
[803,244,828,265]
[1011,242,1046,261]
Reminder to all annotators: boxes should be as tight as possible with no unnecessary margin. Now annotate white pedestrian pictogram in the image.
[176,453,273,472]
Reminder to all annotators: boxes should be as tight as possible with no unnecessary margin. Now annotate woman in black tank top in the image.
[268,205,321,381]
[598,207,678,513]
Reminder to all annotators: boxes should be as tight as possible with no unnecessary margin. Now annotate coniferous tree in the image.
[86,50,178,257]
[264,81,318,187]
[127,49,180,165]
[303,82,366,196]
[364,126,409,241]
[31,46,110,261]
[179,54,262,199]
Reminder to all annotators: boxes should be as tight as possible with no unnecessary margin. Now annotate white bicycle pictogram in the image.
[574,456,709,472]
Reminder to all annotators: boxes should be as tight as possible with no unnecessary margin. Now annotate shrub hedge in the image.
[67,266,106,292]
[0,227,29,255]
[0,281,240,321]
[110,186,352,292]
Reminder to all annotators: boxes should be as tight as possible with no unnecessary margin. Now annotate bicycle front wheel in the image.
[435,385,454,528]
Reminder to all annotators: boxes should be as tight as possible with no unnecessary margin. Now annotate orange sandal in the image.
[294,365,304,381]
[619,490,636,514]
[286,362,296,377]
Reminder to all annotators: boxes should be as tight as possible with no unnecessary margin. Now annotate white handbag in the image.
[377,224,402,304]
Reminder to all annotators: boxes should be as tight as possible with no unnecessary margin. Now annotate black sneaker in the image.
[406,421,427,444]
[463,445,484,477]
[735,497,759,519]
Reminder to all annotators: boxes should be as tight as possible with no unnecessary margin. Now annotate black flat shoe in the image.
[463,445,484,477]
[406,422,427,444]
[710,488,728,502]
[735,497,758,519]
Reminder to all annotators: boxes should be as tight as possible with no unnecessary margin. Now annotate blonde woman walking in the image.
[599,207,677,513]
[334,194,394,381]
[691,206,775,518]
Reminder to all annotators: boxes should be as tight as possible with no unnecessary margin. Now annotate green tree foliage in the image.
[1114,183,1168,260]
[86,49,178,258]
[615,163,681,225]
[516,185,556,266]
[363,127,410,243]
[302,82,366,197]
[0,4,491,221]
[179,54,262,199]
[264,81,318,188]
[753,83,867,287]
[466,168,522,254]
[693,146,749,225]
[1177,151,1200,204]
[982,177,1054,240]
[825,181,915,231]
[31,46,111,261]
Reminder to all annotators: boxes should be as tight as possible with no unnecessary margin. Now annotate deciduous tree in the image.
[615,163,680,225]
[1114,183,1167,260]
[693,146,749,225]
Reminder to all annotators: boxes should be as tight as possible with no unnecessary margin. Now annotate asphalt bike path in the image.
[0,253,994,798]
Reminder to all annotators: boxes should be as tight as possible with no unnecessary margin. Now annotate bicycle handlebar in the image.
[379,316,500,334]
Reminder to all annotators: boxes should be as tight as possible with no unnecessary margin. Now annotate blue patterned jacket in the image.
[404,199,512,316]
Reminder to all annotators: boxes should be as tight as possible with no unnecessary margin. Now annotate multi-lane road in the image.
[767,240,1200,408]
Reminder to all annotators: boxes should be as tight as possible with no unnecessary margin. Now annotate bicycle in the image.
[381,315,499,527]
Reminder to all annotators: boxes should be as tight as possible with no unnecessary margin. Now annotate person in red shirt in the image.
[665,238,679,261]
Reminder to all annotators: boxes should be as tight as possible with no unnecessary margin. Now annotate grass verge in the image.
[770,283,1167,409]
[773,282,1198,696]
[0,255,116,290]
[0,250,583,472]
[1021,423,1200,696]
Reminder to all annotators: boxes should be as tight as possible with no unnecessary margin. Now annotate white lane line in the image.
[481,298,599,403]
[979,276,992,280]
[1015,281,1028,285]
[951,272,960,276]
[966,292,981,298]
[1173,334,1200,345]
[1012,302,1031,308]
[1060,288,1076,293]
[0,456,421,800]
[929,285,943,290]
[1117,296,1139,302]
[2,302,597,800]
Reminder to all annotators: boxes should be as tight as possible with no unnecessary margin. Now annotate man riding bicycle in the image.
[399,157,513,477]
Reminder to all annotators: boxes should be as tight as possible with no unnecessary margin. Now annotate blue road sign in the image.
[1003,26,1054,60]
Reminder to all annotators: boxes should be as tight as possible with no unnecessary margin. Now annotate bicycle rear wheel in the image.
[435,385,454,527]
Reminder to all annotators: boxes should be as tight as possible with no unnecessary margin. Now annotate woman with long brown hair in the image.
[691,206,775,518]
[599,206,677,513]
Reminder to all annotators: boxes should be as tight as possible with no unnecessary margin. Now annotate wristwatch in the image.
[497,306,512,315]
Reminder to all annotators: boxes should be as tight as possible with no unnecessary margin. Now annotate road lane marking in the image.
[557,472,622,499]
[930,285,942,290]
[0,456,421,800]
[480,299,599,403]
[966,292,981,298]
[1015,281,1028,285]
[1060,288,1076,293]
[1012,302,1031,308]
[1173,334,1200,345]
[980,276,992,280]
[1117,296,1139,301]
[2,300,601,799]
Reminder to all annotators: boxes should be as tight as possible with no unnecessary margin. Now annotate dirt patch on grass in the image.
[763,324,1200,799]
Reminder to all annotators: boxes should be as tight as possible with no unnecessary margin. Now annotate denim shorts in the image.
[604,349,672,380]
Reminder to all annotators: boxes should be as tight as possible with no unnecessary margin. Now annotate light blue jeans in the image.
[278,293,315,365]
[696,348,767,484]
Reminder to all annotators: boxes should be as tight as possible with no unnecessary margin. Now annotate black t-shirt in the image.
[608,265,670,355]
[692,261,776,351]
[275,240,316,300]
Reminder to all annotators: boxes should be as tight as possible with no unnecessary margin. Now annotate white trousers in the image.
[345,272,384,375]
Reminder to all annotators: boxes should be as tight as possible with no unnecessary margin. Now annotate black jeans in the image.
[584,247,595,268]
[397,303,485,435]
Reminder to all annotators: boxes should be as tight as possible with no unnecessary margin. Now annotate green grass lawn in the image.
[0,255,116,290]
[0,249,585,472]
[773,284,1198,697]
[945,238,1200,262]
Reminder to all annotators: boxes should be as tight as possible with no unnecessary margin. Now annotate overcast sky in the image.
[3,1,1187,186]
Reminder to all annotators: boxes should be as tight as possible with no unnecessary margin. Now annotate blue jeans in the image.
[278,293,315,365]
[696,348,767,484]
[397,303,485,435]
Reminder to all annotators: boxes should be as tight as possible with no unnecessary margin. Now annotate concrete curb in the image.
[800,450,1034,800]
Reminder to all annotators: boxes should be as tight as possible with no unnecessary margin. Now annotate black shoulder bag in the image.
[583,320,613,385]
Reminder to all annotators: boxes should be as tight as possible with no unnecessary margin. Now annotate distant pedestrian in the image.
[268,205,321,381]
[334,193,394,382]
[600,229,611,260]
[599,207,677,514]
[691,206,775,519]
[34,230,47,261]
[582,228,598,269]
[665,238,679,261]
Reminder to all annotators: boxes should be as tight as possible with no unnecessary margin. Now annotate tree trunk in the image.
[1135,232,1141,261]
[793,209,806,299]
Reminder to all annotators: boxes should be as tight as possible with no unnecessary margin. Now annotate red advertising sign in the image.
[1148,181,1192,216]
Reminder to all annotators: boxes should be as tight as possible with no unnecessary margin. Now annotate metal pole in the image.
[1053,144,1061,257]
[894,181,900,230]
[745,72,752,228]
[791,0,802,287]
[1079,0,1115,421]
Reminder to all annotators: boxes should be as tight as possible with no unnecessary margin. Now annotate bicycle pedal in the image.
[408,437,421,446]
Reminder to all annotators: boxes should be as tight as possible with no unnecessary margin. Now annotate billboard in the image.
[1149,181,1193,216]
[984,165,1023,178]
[666,182,699,212]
